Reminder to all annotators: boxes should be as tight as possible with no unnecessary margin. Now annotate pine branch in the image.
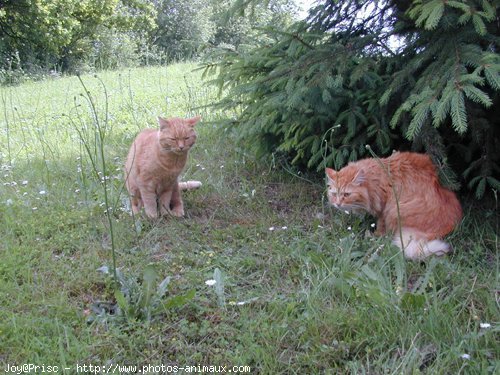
[450,89,468,133]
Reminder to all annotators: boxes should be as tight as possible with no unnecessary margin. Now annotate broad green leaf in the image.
[161,289,196,310]
[114,290,129,312]
[214,268,226,308]
[141,264,159,309]
[157,276,171,299]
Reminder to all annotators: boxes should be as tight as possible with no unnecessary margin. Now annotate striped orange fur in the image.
[326,152,462,260]
[124,116,201,218]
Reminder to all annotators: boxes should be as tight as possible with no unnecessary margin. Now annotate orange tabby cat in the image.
[124,116,201,219]
[325,152,462,260]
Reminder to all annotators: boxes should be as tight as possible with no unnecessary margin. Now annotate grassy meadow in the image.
[0,63,498,374]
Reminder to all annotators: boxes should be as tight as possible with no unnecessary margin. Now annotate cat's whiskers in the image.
[338,203,366,213]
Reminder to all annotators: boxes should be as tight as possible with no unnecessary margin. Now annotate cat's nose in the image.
[329,195,339,206]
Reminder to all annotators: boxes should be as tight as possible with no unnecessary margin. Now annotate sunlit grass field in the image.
[0,63,498,374]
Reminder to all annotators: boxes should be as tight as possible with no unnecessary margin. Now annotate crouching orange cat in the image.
[125,116,202,219]
[325,152,462,260]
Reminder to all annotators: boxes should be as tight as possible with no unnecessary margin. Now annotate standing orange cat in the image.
[125,116,201,219]
[325,152,462,260]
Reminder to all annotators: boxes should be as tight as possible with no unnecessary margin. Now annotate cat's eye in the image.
[343,192,351,197]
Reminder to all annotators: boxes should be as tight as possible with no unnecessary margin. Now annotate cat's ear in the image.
[325,168,336,183]
[158,117,171,130]
[186,115,201,127]
[352,169,366,185]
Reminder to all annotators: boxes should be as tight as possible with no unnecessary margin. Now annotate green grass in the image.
[1,63,498,374]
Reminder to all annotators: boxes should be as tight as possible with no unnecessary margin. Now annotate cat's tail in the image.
[179,180,202,190]
[393,228,452,260]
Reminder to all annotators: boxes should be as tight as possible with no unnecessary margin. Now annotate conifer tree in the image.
[204,0,500,198]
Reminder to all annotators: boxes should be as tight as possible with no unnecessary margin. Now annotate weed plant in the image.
[0,63,498,374]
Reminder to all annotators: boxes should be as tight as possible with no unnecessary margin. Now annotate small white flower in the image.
[32,207,38,211]
[371,223,376,228]
[74,189,80,193]
[22,180,28,186]
[480,323,491,329]
[460,354,471,360]
[281,226,288,230]
[269,226,275,231]
[344,210,350,215]
[6,199,13,206]
[39,190,46,195]
[236,297,258,306]
[220,165,224,169]
[205,279,216,286]
[347,226,352,231]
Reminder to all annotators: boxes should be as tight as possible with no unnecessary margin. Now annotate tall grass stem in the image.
[75,74,118,287]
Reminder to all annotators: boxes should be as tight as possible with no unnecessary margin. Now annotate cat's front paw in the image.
[143,204,159,219]
[170,208,185,217]
[145,210,160,219]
